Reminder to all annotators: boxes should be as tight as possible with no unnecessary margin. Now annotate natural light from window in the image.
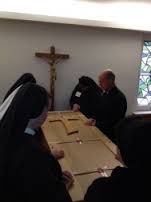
[137,41,151,106]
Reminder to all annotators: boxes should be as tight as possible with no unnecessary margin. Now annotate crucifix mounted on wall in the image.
[35,46,69,111]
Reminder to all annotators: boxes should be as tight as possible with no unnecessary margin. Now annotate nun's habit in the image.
[0,83,72,202]
[84,118,151,202]
[1,73,50,154]
[3,73,36,102]
[70,76,102,118]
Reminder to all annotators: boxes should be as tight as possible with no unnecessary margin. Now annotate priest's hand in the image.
[86,118,96,126]
[51,149,64,160]
[72,104,80,112]
[62,170,74,190]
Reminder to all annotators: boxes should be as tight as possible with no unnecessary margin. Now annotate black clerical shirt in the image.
[94,86,127,142]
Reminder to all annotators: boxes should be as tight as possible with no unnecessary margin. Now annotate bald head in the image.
[98,69,116,91]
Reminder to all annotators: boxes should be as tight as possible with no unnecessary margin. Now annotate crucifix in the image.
[35,46,69,111]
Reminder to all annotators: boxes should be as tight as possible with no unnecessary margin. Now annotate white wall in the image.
[0,19,143,113]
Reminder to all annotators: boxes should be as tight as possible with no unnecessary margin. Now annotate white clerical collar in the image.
[24,128,35,136]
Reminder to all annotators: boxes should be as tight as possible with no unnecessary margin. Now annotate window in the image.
[137,41,151,106]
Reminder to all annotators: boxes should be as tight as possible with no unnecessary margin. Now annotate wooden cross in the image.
[35,46,69,111]
[48,114,79,135]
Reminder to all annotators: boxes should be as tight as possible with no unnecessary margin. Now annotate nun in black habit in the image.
[84,117,151,202]
[70,76,102,118]
[1,73,64,159]
[0,83,73,202]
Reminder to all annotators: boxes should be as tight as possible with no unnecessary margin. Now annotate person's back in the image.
[85,166,148,202]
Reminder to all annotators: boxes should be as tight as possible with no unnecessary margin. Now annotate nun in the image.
[84,117,151,202]
[1,73,64,159]
[0,83,73,201]
[70,76,102,118]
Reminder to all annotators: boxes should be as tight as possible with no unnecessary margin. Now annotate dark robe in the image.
[3,73,36,102]
[70,84,102,118]
[5,134,72,202]
[0,83,72,201]
[84,166,149,202]
[94,86,127,142]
